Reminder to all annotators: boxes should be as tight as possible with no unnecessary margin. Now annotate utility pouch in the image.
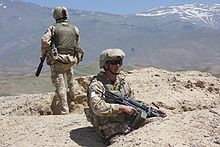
[130,109,147,130]
[51,47,59,60]
[74,47,84,64]
[46,47,59,65]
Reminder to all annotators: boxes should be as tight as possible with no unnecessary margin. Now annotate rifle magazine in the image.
[130,110,147,130]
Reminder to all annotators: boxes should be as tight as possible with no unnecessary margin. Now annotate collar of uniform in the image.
[56,19,68,23]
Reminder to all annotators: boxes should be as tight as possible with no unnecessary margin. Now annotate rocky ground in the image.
[0,67,220,147]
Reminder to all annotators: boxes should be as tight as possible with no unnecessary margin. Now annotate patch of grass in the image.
[0,64,143,96]
[0,92,12,97]
[74,64,99,76]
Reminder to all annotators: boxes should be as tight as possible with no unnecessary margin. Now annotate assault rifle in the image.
[35,54,46,77]
[36,27,55,77]
[99,89,166,129]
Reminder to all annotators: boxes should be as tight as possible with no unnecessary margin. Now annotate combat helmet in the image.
[99,48,125,69]
[53,6,69,21]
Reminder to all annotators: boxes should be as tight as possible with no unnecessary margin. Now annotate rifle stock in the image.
[35,55,46,77]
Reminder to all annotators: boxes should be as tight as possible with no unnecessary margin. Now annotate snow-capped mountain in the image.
[137,4,220,27]
[1,0,220,74]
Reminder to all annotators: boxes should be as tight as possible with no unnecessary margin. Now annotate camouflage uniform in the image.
[41,6,81,114]
[87,71,134,140]
[86,48,166,145]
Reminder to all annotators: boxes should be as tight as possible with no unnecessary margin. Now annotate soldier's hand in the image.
[159,110,167,118]
[119,105,135,115]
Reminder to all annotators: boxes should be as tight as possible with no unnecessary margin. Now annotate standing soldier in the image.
[40,6,84,115]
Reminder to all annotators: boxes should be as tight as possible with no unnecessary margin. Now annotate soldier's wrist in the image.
[112,104,120,112]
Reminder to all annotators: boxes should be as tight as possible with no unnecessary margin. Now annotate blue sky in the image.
[22,0,220,14]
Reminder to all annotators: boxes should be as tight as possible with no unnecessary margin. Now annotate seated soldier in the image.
[85,48,166,145]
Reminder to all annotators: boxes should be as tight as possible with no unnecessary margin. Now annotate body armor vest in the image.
[54,23,78,54]
[87,72,131,127]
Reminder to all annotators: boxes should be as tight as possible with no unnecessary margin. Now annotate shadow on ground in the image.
[70,127,106,147]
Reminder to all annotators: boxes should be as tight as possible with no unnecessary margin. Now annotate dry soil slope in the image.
[0,67,220,147]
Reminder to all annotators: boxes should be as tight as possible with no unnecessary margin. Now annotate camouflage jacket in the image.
[86,71,134,129]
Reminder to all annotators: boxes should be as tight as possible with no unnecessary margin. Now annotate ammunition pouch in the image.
[54,47,84,65]
[46,47,59,65]
[51,47,59,60]
[47,47,77,65]
[130,109,147,130]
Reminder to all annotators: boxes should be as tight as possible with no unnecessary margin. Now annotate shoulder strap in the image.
[118,76,130,97]
[50,27,55,48]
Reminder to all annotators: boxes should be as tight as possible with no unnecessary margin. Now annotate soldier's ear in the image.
[62,9,67,19]
[103,63,109,70]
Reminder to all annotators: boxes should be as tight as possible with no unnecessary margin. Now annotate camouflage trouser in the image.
[50,61,75,115]
[98,122,131,143]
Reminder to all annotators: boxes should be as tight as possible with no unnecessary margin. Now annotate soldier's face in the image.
[108,59,122,74]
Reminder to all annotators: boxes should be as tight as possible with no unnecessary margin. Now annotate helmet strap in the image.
[56,18,68,23]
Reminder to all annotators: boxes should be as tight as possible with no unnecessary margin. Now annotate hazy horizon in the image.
[21,0,220,14]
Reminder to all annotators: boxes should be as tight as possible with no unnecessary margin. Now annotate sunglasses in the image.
[106,60,122,65]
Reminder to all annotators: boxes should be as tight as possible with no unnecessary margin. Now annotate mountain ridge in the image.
[136,3,220,27]
[0,0,220,75]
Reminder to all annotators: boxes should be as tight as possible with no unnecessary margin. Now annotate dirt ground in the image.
[0,67,220,147]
